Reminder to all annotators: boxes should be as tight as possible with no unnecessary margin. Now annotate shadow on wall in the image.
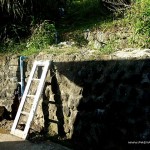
[42,63,65,137]
[50,59,150,150]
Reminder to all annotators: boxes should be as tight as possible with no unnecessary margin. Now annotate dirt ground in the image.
[0,133,71,150]
[0,120,71,150]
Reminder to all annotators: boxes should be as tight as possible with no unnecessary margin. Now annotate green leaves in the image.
[134,0,150,37]
[26,21,56,52]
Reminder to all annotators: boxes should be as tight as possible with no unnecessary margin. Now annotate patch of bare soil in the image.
[0,119,72,150]
[0,133,71,150]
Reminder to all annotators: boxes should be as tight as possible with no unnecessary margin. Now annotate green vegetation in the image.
[120,0,150,48]
[25,21,56,54]
[0,0,149,55]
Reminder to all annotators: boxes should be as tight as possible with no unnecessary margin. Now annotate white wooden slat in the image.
[35,61,49,66]
[21,111,29,115]
[11,61,37,135]
[27,95,35,98]
[12,129,25,139]
[10,60,50,139]
[32,78,40,81]
[23,61,50,139]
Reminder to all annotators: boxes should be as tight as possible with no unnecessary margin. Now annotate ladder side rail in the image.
[23,61,50,139]
[11,61,37,134]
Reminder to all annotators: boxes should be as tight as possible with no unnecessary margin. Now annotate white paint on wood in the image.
[11,60,50,139]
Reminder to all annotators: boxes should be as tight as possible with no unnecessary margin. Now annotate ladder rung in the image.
[32,78,40,81]
[12,129,24,139]
[27,95,35,97]
[21,111,29,115]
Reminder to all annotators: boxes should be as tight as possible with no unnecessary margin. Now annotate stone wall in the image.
[0,51,150,149]
[0,55,19,112]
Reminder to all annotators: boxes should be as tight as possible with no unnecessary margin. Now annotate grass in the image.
[0,0,150,56]
[57,1,149,56]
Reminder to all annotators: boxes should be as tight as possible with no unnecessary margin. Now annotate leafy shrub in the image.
[126,0,150,48]
[26,21,56,51]
[134,0,150,36]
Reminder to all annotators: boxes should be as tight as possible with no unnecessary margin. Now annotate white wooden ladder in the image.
[11,60,50,139]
